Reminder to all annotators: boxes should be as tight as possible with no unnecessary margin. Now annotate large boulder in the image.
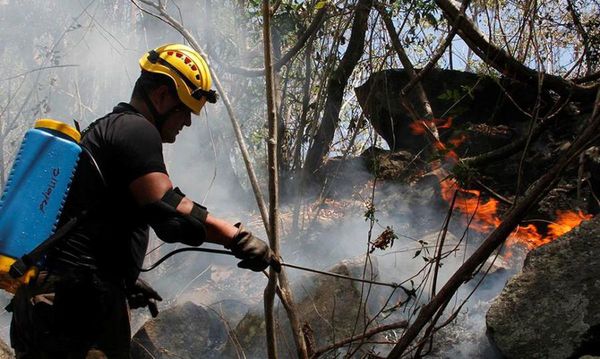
[131,301,228,359]
[354,69,538,153]
[486,216,600,358]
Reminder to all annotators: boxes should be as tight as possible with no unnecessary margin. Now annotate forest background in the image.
[0,0,599,357]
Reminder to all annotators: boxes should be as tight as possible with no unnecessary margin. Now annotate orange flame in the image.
[508,224,547,251]
[505,210,592,251]
[443,177,591,250]
[409,118,454,135]
[409,121,428,135]
[547,210,592,240]
[431,127,591,251]
[436,117,453,129]
[441,179,500,232]
[448,133,467,148]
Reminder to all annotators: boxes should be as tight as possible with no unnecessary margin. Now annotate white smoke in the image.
[0,1,521,356]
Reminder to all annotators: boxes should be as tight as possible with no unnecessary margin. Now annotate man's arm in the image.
[128,171,275,272]
[129,172,236,247]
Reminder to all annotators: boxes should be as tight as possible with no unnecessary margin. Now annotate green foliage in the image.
[450,162,481,189]
[437,88,463,103]
[250,127,269,149]
[393,0,441,29]
[436,85,477,118]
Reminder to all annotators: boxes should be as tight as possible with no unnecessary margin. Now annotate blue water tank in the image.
[0,119,81,272]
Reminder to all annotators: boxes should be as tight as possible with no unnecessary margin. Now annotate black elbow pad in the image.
[142,188,208,246]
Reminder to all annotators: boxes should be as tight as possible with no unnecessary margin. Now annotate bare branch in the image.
[399,0,470,99]
[0,64,79,82]
[220,5,330,77]
[376,4,434,120]
[434,0,598,101]
[312,321,408,358]
[262,1,308,358]
[262,0,280,356]
[574,70,600,84]
[271,0,282,14]
[567,0,593,76]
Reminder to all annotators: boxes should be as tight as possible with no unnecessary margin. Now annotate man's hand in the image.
[127,278,163,317]
[227,225,275,272]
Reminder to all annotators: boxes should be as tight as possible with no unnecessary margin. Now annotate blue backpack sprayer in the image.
[0,119,81,292]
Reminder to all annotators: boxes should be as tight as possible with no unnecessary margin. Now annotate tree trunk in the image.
[262,2,308,359]
[263,2,280,358]
[303,0,373,176]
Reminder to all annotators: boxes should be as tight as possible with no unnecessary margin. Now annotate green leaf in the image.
[316,1,328,9]
[425,13,438,27]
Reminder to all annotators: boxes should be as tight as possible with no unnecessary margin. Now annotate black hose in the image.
[139,247,232,272]
[139,247,412,296]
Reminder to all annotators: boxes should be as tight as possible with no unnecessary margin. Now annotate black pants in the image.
[9,271,131,359]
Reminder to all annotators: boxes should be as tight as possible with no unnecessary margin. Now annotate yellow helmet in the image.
[139,43,217,115]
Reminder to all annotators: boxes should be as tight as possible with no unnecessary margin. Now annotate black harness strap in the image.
[9,213,87,278]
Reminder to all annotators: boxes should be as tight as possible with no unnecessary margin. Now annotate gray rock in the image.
[208,299,249,329]
[131,301,228,359]
[223,256,381,358]
[354,69,536,153]
[486,216,600,358]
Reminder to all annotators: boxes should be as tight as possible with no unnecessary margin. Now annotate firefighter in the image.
[9,43,274,359]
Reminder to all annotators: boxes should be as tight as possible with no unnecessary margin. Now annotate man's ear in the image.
[150,84,172,111]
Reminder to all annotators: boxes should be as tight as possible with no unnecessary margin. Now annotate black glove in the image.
[127,278,163,317]
[227,224,275,272]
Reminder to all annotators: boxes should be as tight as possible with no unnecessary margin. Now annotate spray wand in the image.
[140,247,412,295]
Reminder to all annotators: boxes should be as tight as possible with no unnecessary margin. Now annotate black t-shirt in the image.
[47,103,167,284]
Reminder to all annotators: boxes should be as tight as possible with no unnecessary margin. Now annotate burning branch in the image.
[386,89,600,357]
